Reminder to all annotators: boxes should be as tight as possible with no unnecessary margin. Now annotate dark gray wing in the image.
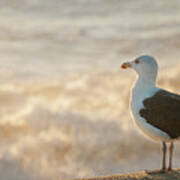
[139,89,180,139]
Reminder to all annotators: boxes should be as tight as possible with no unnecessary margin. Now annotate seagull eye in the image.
[135,59,140,64]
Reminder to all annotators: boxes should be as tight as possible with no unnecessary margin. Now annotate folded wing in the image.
[139,90,180,139]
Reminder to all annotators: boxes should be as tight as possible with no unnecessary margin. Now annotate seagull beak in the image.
[121,62,132,69]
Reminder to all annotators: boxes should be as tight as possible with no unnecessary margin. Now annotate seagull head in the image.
[121,55,158,78]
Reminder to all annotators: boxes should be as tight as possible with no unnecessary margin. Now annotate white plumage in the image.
[130,67,170,141]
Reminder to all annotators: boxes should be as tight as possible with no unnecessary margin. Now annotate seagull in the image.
[121,55,180,172]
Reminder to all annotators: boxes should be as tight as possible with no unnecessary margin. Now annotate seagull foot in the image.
[167,167,172,172]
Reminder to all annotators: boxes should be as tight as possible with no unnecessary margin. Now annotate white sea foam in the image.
[0,67,179,179]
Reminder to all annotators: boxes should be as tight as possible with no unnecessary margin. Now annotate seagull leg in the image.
[145,142,166,174]
[161,141,167,172]
[167,142,174,171]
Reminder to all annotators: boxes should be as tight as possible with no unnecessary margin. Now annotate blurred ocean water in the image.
[0,0,179,179]
[0,0,180,78]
